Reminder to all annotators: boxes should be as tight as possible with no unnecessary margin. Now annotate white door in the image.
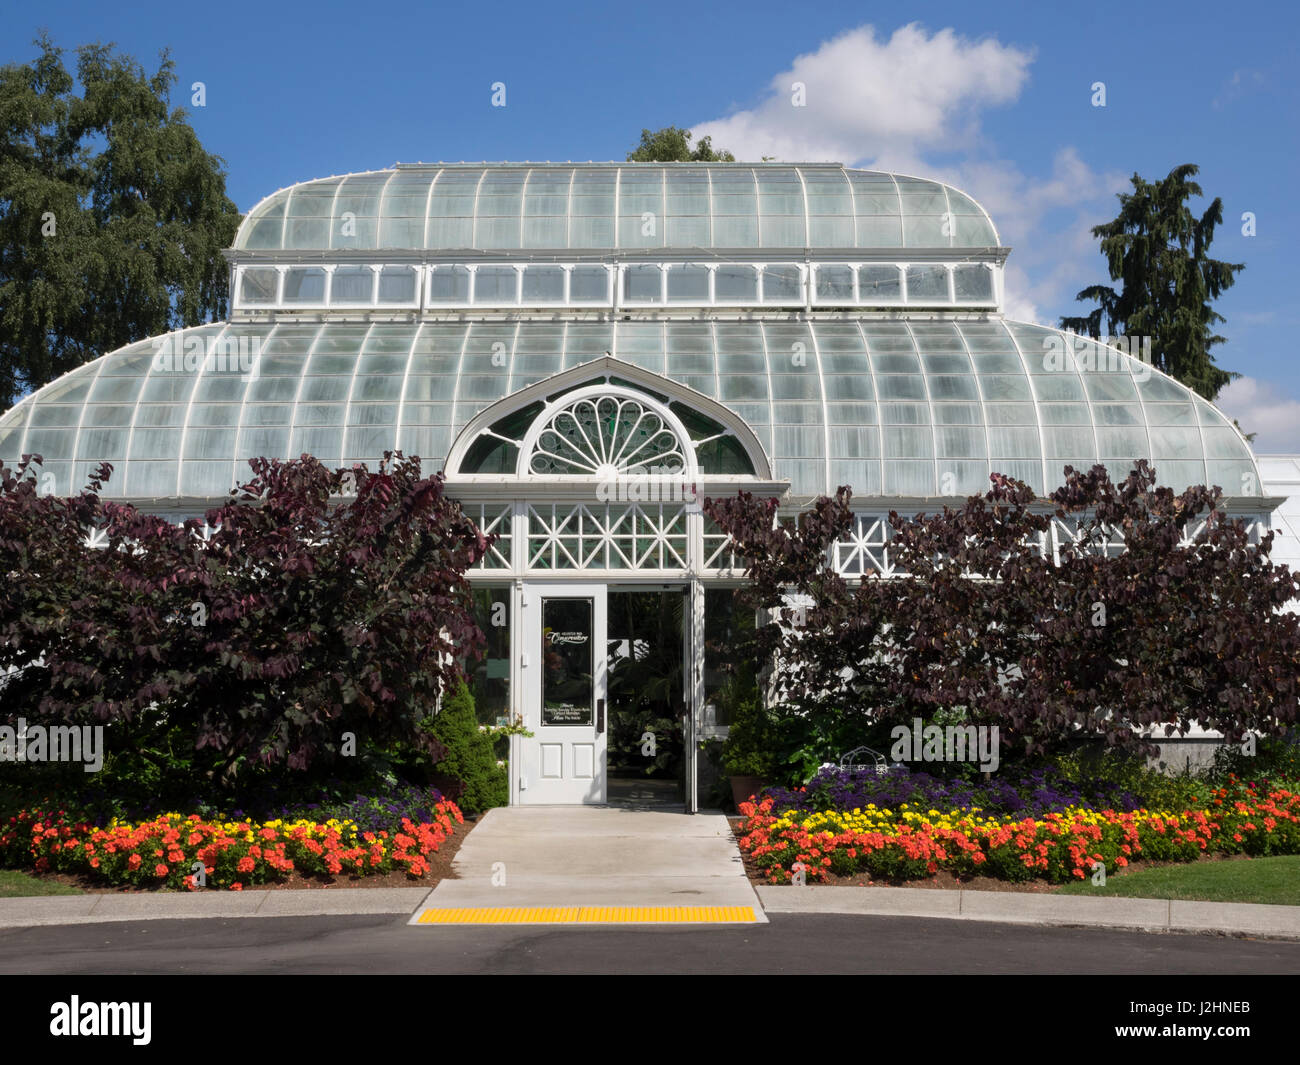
[517,582,607,804]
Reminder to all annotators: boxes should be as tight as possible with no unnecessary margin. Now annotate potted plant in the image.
[721,687,779,809]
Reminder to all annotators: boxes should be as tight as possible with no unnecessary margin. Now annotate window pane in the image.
[240,268,278,304]
[623,264,662,302]
[714,265,757,301]
[761,265,802,302]
[283,268,326,303]
[522,265,565,303]
[570,265,608,302]
[815,265,854,302]
[667,265,710,301]
[858,265,901,301]
[331,266,373,303]
[906,265,950,302]
[377,266,417,303]
[953,264,994,301]
[474,266,518,303]
[428,265,470,302]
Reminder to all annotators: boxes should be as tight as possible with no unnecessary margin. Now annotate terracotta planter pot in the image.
[729,775,766,810]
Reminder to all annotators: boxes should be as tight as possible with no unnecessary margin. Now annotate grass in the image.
[1056,855,1300,906]
[0,869,84,898]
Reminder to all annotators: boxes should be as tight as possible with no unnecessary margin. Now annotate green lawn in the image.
[1056,856,1300,905]
[0,869,84,898]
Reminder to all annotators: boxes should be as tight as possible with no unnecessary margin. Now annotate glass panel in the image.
[128,428,182,460]
[428,265,470,302]
[377,266,417,303]
[1084,372,1138,401]
[1201,426,1250,459]
[541,598,594,726]
[953,264,994,301]
[884,461,933,494]
[622,264,662,302]
[857,265,902,301]
[325,266,371,304]
[1150,427,1201,458]
[1039,404,1091,425]
[989,427,1040,458]
[761,265,802,302]
[240,268,279,304]
[906,265,950,302]
[522,265,565,303]
[875,376,926,401]
[714,265,757,301]
[570,265,609,302]
[933,403,980,425]
[1096,428,1148,456]
[1094,403,1143,425]
[926,375,977,401]
[985,403,1037,425]
[815,265,854,302]
[283,267,327,303]
[667,264,710,302]
[979,375,1031,401]
[474,266,518,304]
[1137,374,1189,402]
[884,427,933,458]
[1043,428,1095,457]
[1031,376,1086,401]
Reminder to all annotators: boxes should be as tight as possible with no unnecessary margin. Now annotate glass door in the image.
[517,582,607,804]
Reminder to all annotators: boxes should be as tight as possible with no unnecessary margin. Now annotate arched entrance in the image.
[443,358,784,809]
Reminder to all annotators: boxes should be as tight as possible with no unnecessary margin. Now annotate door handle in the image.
[596,698,605,735]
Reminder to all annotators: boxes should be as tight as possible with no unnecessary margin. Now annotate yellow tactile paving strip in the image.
[415,905,758,925]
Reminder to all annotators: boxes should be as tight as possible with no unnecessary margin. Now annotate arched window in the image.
[527,394,687,476]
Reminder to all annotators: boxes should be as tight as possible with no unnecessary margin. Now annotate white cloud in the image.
[691,23,1034,165]
[1213,69,1267,111]
[687,25,1126,330]
[1216,377,1300,453]
[931,149,1129,326]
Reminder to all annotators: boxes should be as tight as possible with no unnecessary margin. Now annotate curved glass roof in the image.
[0,320,1258,501]
[233,164,1000,253]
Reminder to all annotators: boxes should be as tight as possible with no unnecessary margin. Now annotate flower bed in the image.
[0,802,464,890]
[737,781,1300,884]
[758,765,1144,819]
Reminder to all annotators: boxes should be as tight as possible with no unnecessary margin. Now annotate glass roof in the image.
[233,164,1000,253]
[0,320,1258,501]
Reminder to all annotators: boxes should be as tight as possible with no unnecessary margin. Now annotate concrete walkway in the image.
[410,806,767,925]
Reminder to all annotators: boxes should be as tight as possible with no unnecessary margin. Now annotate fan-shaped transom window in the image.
[454,379,759,477]
[530,395,686,476]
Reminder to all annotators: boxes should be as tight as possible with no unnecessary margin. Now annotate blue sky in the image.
[6,0,1300,446]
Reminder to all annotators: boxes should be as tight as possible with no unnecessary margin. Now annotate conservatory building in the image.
[0,162,1273,809]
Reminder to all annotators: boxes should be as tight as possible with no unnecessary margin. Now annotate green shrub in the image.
[425,681,508,815]
[1209,731,1300,785]
[721,689,779,779]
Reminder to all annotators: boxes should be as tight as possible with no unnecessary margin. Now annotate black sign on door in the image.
[541,598,594,726]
